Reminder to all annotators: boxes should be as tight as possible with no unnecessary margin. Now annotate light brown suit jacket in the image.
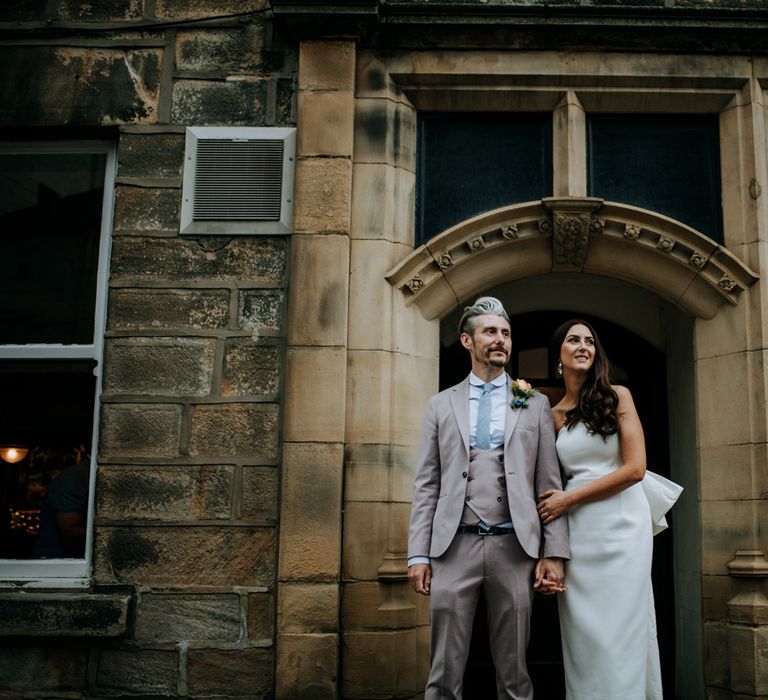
[408,375,570,561]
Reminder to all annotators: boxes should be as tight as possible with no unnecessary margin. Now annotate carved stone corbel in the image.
[542,197,604,271]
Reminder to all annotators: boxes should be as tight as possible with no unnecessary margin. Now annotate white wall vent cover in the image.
[180,126,296,235]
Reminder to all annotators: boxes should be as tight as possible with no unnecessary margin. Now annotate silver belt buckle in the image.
[478,524,490,536]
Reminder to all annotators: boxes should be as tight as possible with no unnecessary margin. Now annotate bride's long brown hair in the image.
[550,319,619,437]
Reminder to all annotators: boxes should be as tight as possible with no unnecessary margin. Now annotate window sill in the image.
[0,587,132,638]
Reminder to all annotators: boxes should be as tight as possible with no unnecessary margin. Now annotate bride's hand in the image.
[537,489,570,523]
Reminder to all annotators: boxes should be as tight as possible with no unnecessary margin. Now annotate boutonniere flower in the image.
[510,378,537,409]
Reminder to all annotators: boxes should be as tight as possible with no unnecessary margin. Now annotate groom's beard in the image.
[487,347,509,367]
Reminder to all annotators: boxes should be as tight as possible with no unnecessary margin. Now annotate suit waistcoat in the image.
[461,444,511,526]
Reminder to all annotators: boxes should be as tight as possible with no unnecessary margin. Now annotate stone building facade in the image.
[1,1,768,699]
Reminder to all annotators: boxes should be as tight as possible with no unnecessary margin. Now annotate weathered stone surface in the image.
[187,648,273,696]
[287,234,349,346]
[283,347,347,442]
[221,341,281,396]
[276,633,337,699]
[0,47,161,126]
[0,594,129,638]
[0,645,88,691]
[729,624,768,695]
[237,289,285,334]
[247,592,275,641]
[156,0,268,19]
[135,593,241,642]
[276,77,296,125]
[189,403,279,460]
[278,443,342,580]
[342,501,389,581]
[118,133,184,180]
[342,629,425,699]
[176,25,270,73]
[95,526,275,586]
[299,41,355,92]
[341,582,428,630]
[171,79,269,125]
[96,649,177,696]
[241,466,278,521]
[297,90,354,157]
[108,288,231,331]
[60,0,143,21]
[100,403,182,458]
[110,236,286,283]
[278,583,338,634]
[97,465,233,520]
[113,186,180,235]
[293,157,352,234]
[103,337,216,396]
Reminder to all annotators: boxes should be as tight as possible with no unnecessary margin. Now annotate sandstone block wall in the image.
[0,2,295,696]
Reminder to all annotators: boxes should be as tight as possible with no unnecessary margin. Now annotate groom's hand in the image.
[408,563,432,595]
[534,557,566,595]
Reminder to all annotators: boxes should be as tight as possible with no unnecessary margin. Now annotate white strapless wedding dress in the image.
[556,421,663,700]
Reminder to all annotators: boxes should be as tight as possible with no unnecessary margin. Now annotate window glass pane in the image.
[416,114,552,246]
[587,116,722,243]
[0,360,95,559]
[0,152,106,344]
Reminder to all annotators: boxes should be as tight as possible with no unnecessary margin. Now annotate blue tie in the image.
[475,383,493,449]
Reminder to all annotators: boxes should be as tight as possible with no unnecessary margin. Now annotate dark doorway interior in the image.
[441,310,675,698]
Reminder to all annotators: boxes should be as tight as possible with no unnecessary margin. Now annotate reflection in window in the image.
[0,144,111,570]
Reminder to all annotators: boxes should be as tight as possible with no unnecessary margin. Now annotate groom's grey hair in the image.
[458,296,510,337]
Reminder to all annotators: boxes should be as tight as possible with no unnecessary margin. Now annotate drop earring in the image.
[556,360,563,377]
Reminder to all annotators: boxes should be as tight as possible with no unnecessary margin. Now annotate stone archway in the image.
[386,197,757,320]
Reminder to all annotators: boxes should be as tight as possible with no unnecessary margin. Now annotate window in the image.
[588,115,723,243]
[0,142,114,585]
[416,113,553,246]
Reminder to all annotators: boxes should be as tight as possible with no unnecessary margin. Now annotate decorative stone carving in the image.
[750,178,762,200]
[386,198,758,321]
[689,252,707,270]
[624,224,641,240]
[406,276,424,293]
[436,251,454,270]
[501,224,519,240]
[466,235,486,252]
[728,550,768,577]
[656,236,675,253]
[553,212,589,267]
[718,274,736,293]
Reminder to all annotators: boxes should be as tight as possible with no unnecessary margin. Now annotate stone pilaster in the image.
[276,39,356,699]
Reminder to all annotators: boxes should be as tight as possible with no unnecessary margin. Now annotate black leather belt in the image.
[457,525,513,536]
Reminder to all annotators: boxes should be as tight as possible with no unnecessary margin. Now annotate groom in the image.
[407,296,569,700]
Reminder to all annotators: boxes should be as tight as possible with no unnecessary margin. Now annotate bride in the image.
[537,319,669,700]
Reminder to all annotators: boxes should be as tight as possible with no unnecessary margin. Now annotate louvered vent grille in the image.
[181,127,295,235]
[193,139,284,221]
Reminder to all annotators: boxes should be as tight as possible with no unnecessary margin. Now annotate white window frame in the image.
[0,141,115,588]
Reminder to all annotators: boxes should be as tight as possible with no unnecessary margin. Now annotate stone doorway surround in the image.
[277,42,768,699]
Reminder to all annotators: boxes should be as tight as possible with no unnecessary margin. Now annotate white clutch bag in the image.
[641,470,683,536]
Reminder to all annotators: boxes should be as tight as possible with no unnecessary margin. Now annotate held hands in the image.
[534,558,567,595]
[537,489,571,524]
[408,563,432,596]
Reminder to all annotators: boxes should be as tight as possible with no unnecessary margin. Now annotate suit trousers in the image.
[426,530,536,700]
